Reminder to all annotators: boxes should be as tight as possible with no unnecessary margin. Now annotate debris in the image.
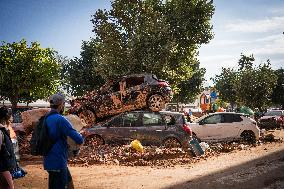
[199,142,209,152]
[263,133,275,142]
[188,138,204,157]
[130,140,144,153]
[17,129,283,167]
[21,108,50,134]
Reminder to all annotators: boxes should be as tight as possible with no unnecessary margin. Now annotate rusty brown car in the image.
[70,74,172,125]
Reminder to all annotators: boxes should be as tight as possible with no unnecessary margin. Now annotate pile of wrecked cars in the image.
[69,73,201,154]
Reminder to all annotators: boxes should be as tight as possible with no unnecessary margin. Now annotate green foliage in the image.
[213,67,237,106]
[271,68,284,109]
[0,40,61,108]
[78,0,215,101]
[238,53,255,70]
[235,60,277,110]
[213,54,278,110]
[62,39,105,96]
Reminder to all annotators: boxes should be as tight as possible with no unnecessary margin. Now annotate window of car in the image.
[106,116,122,127]
[142,113,163,126]
[125,77,144,88]
[122,113,140,127]
[264,111,283,116]
[222,114,243,123]
[203,114,222,124]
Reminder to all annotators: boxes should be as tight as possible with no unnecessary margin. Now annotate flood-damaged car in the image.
[70,74,172,125]
[258,110,284,129]
[80,110,192,148]
[188,112,260,143]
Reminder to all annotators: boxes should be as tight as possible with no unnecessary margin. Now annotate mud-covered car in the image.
[70,74,172,124]
[258,110,284,129]
[80,110,192,148]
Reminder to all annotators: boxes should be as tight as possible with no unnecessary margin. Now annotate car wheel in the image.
[84,135,104,146]
[241,131,256,143]
[164,137,181,148]
[148,94,165,112]
[79,110,96,126]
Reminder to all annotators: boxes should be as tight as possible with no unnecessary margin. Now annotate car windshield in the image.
[264,111,283,116]
[196,114,208,123]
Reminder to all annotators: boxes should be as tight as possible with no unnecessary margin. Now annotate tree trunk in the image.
[10,95,18,109]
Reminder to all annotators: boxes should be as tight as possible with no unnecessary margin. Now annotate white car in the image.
[189,112,260,142]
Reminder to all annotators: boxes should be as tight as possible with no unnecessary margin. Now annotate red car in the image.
[258,110,284,129]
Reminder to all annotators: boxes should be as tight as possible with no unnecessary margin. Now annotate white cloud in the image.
[269,7,284,15]
[249,34,284,56]
[199,54,239,81]
[225,16,284,33]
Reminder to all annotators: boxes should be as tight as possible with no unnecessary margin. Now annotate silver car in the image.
[189,112,260,142]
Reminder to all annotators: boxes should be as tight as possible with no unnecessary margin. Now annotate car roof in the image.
[267,109,284,112]
[208,112,244,115]
[114,73,154,80]
[160,111,184,115]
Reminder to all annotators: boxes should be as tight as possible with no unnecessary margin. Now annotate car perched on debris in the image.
[188,112,260,143]
[258,110,284,129]
[70,74,172,125]
[80,110,192,148]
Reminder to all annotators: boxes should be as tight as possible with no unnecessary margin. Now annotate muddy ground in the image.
[15,129,284,189]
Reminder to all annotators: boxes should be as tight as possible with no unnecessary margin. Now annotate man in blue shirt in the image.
[44,94,84,189]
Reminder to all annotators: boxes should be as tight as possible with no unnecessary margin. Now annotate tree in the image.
[212,67,237,108]
[85,0,214,101]
[0,40,61,108]
[62,39,105,96]
[213,54,277,111]
[271,68,284,109]
[235,60,277,110]
[238,53,255,70]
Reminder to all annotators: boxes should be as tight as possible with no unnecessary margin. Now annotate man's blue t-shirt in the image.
[43,111,84,170]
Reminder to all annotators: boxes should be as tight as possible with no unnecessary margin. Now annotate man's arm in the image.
[59,117,84,145]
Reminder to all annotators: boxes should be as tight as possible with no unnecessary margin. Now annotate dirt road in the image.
[15,130,284,189]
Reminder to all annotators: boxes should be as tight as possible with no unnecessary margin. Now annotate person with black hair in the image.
[0,106,17,189]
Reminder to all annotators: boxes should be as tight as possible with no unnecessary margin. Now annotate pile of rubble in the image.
[68,134,282,167]
[18,128,283,167]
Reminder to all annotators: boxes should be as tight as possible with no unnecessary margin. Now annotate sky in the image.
[0,0,284,84]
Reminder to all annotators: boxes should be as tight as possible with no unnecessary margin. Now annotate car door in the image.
[196,114,223,141]
[133,112,165,146]
[121,76,147,110]
[118,112,142,144]
[96,81,123,116]
[101,115,126,144]
[221,114,243,140]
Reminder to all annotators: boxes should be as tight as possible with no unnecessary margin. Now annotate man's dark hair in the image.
[50,105,60,109]
[0,106,12,122]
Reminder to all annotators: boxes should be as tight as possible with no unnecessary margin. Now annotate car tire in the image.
[79,109,96,126]
[164,137,181,148]
[84,135,104,146]
[148,94,165,112]
[241,131,256,143]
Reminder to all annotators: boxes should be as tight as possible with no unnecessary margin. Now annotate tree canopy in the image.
[271,68,284,109]
[66,0,215,102]
[0,40,61,108]
[213,54,278,111]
